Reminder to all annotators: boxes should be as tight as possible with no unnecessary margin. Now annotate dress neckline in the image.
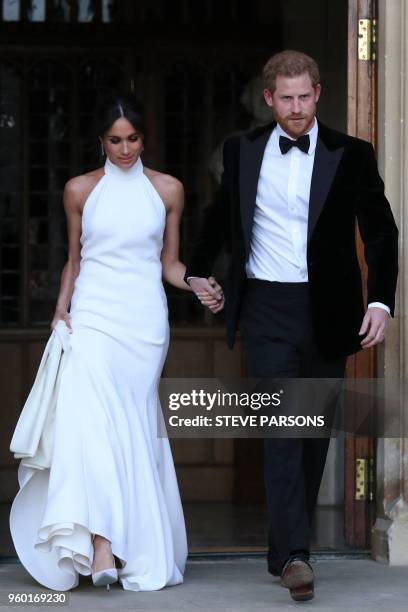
[104,155,144,181]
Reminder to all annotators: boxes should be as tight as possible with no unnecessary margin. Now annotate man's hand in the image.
[359,307,390,348]
[189,276,225,313]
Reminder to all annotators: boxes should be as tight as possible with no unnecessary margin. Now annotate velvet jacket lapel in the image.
[307,121,344,243]
[239,121,275,257]
[238,119,345,253]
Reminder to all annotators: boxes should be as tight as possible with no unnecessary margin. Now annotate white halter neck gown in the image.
[10,155,188,591]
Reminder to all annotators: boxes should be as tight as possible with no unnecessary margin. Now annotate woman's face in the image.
[100,117,144,169]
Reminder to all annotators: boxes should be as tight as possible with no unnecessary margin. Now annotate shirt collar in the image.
[273,117,318,156]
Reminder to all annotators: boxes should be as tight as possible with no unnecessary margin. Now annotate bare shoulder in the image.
[144,167,184,210]
[64,168,104,212]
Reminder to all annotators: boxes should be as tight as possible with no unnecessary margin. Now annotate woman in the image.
[9,93,222,592]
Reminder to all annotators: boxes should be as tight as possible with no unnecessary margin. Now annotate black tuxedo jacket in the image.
[185,120,398,358]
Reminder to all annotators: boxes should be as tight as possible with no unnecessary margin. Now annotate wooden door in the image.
[345,0,378,548]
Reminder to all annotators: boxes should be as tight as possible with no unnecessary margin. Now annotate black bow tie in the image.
[279,134,310,155]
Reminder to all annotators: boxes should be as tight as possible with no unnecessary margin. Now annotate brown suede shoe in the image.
[281,558,314,602]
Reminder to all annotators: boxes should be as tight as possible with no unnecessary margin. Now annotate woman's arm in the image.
[159,177,192,291]
[148,170,223,309]
[50,177,85,331]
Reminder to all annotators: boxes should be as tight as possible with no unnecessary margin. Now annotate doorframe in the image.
[345,0,378,549]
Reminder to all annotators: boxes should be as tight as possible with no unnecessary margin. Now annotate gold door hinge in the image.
[355,457,375,501]
[358,19,377,61]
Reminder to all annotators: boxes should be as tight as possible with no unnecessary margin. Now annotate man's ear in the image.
[263,88,274,109]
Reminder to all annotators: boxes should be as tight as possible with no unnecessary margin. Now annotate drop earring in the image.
[100,142,105,157]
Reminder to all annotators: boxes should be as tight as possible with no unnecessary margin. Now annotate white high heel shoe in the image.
[91,534,118,591]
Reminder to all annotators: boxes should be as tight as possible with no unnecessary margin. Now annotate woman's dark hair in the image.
[95,92,145,138]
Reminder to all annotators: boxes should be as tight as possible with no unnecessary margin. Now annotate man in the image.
[185,50,399,602]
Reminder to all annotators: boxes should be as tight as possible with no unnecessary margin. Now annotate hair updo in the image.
[95,92,146,138]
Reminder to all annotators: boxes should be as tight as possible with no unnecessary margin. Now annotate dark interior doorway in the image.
[0,0,355,558]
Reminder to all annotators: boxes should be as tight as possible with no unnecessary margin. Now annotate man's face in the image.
[263,72,321,138]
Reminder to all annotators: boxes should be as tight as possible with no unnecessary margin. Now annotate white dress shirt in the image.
[244,119,389,315]
[245,120,317,282]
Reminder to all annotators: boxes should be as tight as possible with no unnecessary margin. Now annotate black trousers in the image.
[238,279,346,576]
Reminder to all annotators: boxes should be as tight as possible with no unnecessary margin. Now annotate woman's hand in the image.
[50,308,72,333]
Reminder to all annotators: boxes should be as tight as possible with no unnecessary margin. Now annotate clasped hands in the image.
[189,277,225,314]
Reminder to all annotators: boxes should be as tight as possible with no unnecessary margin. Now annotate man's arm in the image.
[184,137,234,284]
[355,142,398,312]
[355,142,399,347]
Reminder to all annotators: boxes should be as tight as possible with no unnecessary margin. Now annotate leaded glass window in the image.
[0,58,124,326]
[0,63,21,324]
[1,0,116,22]
[0,0,264,328]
